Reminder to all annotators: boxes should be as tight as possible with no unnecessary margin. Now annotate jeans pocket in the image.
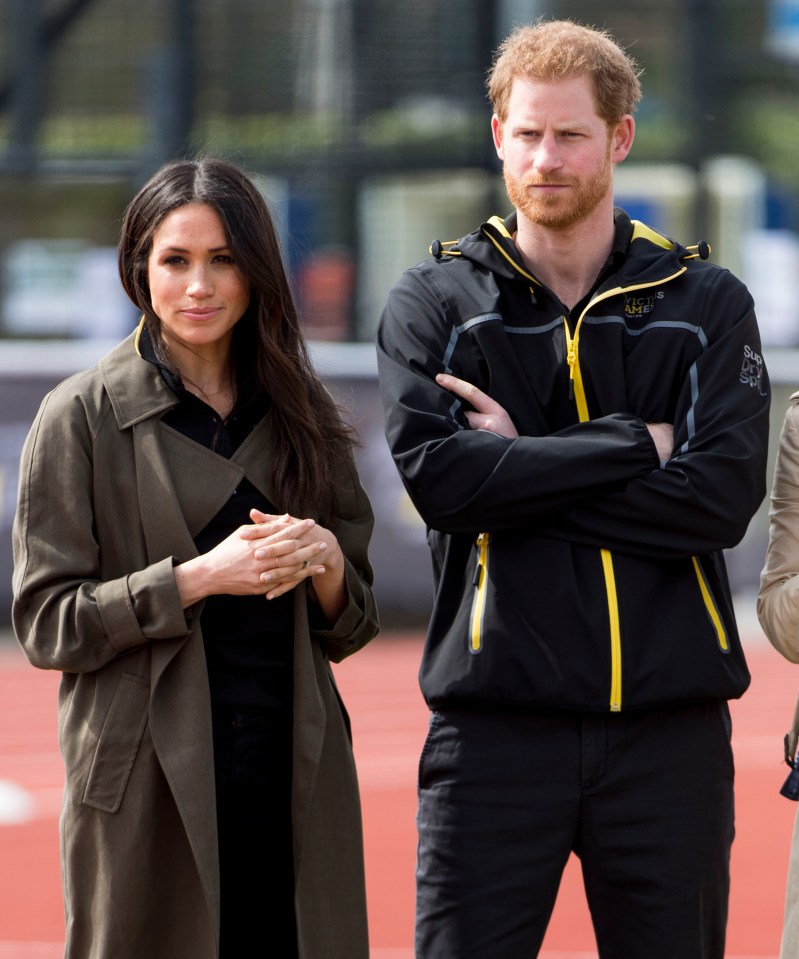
[418,711,444,792]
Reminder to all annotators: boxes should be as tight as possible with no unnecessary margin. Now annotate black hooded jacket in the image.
[376,209,770,713]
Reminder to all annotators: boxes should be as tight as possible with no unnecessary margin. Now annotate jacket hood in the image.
[430,208,710,289]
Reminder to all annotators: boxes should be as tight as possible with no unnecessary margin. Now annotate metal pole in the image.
[683,0,722,241]
[7,0,45,172]
[145,0,196,167]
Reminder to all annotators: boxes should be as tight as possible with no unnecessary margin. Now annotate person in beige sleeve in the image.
[759,391,799,959]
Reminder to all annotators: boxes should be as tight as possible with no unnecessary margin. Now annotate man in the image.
[376,19,770,959]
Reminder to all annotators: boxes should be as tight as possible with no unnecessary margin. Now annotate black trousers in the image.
[415,703,735,959]
[212,705,298,958]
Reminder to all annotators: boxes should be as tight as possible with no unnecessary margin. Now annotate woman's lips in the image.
[181,307,222,319]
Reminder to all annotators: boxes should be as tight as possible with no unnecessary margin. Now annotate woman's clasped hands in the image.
[175,508,345,611]
[244,509,344,599]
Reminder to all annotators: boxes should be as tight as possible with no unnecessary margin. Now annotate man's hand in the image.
[646,422,674,463]
[436,372,519,439]
[436,371,672,464]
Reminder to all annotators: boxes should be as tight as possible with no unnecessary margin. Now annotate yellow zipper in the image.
[563,311,623,708]
[691,557,729,652]
[563,272,687,711]
[602,550,623,711]
[476,224,691,704]
[469,532,490,654]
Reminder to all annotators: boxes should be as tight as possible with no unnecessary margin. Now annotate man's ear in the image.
[611,115,635,164]
[491,114,505,160]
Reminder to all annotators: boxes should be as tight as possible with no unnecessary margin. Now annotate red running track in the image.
[0,628,796,958]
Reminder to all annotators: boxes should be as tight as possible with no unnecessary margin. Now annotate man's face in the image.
[492,74,632,232]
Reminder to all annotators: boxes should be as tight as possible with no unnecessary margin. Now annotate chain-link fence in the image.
[0,0,795,341]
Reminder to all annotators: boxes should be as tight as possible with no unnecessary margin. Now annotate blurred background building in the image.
[1,0,798,623]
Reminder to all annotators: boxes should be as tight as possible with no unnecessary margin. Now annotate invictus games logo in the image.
[739,344,766,395]
[624,291,664,318]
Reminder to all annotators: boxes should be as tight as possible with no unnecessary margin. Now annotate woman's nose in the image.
[187,267,213,297]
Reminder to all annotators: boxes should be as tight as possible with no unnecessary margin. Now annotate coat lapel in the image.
[159,423,244,537]
[232,413,282,508]
[101,338,224,930]
[290,592,325,875]
[130,417,222,932]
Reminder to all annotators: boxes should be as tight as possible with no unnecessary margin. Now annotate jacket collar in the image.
[446,207,689,289]
[99,323,180,429]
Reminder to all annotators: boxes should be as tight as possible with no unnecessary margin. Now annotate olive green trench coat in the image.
[12,333,379,959]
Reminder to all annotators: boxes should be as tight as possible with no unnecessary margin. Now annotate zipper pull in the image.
[567,346,576,400]
[473,532,487,586]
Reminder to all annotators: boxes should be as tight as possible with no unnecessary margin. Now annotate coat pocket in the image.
[83,672,149,813]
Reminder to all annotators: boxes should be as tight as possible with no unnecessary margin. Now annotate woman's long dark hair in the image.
[118,156,353,522]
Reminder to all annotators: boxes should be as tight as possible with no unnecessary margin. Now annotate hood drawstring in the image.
[430,239,462,259]
[683,241,711,261]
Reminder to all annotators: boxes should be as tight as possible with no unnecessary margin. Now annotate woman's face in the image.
[147,202,250,353]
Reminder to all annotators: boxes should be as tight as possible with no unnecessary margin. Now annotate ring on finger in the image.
[302,559,310,569]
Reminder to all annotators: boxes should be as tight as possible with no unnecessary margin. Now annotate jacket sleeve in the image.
[545,272,769,559]
[308,449,379,663]
[758,398,799,662]
[377,267,660,534]
[12,386,190,674]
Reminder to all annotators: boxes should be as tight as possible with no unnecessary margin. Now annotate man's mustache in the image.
[519,176,574,187]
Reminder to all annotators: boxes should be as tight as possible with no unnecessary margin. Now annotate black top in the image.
[140,328,294,710]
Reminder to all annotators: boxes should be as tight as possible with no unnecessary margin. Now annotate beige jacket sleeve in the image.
[758,393,799,662]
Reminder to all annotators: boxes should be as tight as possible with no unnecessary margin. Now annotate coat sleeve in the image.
[542,272,770,559]
[376,267,660,534]
[307,448,379,663]
[12,386,190,674]
[758,398,799,662]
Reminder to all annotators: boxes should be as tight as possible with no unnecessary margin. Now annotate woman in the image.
[759,392,799,959]
[12,157,379,958]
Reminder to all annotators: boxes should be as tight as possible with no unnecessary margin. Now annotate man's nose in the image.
[533,134,562,174]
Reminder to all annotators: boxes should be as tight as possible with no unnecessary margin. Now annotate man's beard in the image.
[503,148,613,232]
